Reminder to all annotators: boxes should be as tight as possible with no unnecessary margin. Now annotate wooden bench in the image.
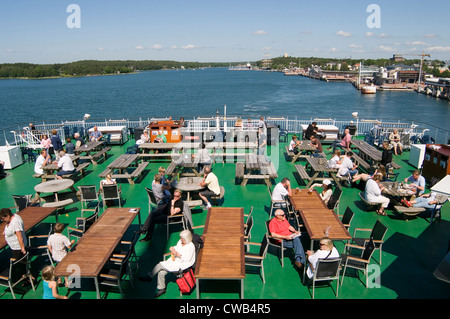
[98,168,113,179]
[351,153,371,172]
[138,153,173,160]
[210,186,225,206]
[294,164,311,182]
[108,162,149,185]
[358,192,381,211]
[91,147,111,161]
[42,198,74,208]
[235,163,245,184]
[34,162,91,181]
[393,205,426,221]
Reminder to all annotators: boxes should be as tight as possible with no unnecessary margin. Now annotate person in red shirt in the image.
[268,209,306,268]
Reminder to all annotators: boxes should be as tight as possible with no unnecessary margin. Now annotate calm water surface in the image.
[0,68,449,131]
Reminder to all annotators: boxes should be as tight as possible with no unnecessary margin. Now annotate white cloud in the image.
[170,45,177,50]
[330,47,337,53]
[423,33,437,38]
[427,46,450,52]
[365,32,375,37]
[150,44,163,50]
[349,44,363,48]
[406,41,428,46]
[5,49,14,53]
[181,44,197,50]
[134,45,145,50]
[97,47,105,52]
[253,30,268,35]
[336,30,352,37]
[378,45,396,53]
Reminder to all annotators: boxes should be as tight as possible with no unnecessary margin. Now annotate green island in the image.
[1,56,449,79]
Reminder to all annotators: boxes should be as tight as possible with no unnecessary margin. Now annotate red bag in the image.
[176,268,196,294]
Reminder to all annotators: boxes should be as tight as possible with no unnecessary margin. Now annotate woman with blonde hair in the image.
[305,237,340,279]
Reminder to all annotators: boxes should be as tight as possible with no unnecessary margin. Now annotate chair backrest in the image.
[259,235,269,258]
[244,215,253,237]
[327,188,342,210]
[371,220,388,242]
[314,257,342,280]
[145,187,157,207]
[84,206,99,230]
[361,238,376,261]
[342,207,355,226]
[102,184,119,200]
[79,185,98,202]
[9,253,30,282]
[12,195,32,212]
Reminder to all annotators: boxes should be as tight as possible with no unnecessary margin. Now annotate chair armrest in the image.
[244,254,264,260]
[345,256,370,264]
[246,242,261,247]
[352,228,372,237]
[344,243,365,251]
[99,273,118,279]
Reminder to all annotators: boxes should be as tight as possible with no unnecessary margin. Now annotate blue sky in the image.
[1,0,449,64]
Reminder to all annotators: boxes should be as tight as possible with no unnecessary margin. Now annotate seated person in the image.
[308,179,333,205]
[305,237,340,279]
[139,189,184,242]
[139,230,196,298]
[352,165,387,183]
[402,192,447,216]
[272,177,292,202]
[53,151,75,179]
[389,129,403,155]
[65,138,75,155]
[158,166,170,187]
[89,126,103,142]
[364,173,390,216]
[100,173,117,191]
[304,122,321,140]
[34,149,51,176]
[309,135,323,155]
[288,135,301,155]
[269,209,306,269]
[404,170,426,196]
[234,118,243,128]
[199,166,221,209]
[136,130,150,145]
[74,132,84,148]
[152,173,172,205]
[337,151,359,181]
[331,128,352,153]
[154,130,167,143]
[327,150,343,169]
[380,141,393,169]
[193,143,212,173]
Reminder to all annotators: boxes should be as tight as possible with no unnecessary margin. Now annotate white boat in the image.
[361,84,377,94]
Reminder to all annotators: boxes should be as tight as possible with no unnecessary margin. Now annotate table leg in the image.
[306,172,320,188]
[94,277,101,299]
[241,279,244,299]
[196,279,200,299]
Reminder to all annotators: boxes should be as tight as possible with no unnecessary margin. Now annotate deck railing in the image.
[3,116,449,148]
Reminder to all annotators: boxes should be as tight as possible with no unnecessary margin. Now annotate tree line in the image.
[0,60,229,78]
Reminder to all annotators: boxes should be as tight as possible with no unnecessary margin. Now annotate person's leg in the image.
[140,207,167,240]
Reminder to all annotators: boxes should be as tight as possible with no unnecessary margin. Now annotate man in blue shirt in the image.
[89,126,103,142]
[404,170,426,195]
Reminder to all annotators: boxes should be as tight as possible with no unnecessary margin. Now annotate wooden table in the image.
[285,140,316,163]
[240,154,278,186]
[0,207,57,250]
[206,142,257,162]
[194,207,245,299]
[173,155,201,177]
[138,143,181,160]
[351,140,401,169]
[54,207,139,299]
[75,141,108,165]
[305,157,342,189]
[173,177,205,208]
[291,189,351,250]
[102,154,148,184]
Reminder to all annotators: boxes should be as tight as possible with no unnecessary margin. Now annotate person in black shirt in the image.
[139,189,184,242]
[380,141,393,169]
[305,122,320,140]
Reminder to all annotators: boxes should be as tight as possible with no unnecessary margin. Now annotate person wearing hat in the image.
[308,179,333,204]
[268,209,306,269]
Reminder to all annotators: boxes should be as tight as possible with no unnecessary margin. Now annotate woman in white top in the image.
[100,173,117,191]
[327,150,343,169]
[305,237,340,279]
[0,208,28,279]
[364,173,390,216]
[389,129,403,155]
[308,179,333,204]
[139,230,196,298]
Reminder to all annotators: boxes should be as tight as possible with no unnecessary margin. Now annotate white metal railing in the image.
[4,116,449,147]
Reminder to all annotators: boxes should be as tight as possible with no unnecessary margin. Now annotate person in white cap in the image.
[308,179,333,204]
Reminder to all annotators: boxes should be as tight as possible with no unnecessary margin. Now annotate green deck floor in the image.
[0,135,449,300]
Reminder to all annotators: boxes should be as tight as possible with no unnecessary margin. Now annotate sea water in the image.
[0,67,449,131]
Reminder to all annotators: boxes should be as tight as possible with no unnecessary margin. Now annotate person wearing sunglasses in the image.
[139,189,184,242]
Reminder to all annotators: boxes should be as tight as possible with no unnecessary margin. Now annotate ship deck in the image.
[0,134,449,301]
